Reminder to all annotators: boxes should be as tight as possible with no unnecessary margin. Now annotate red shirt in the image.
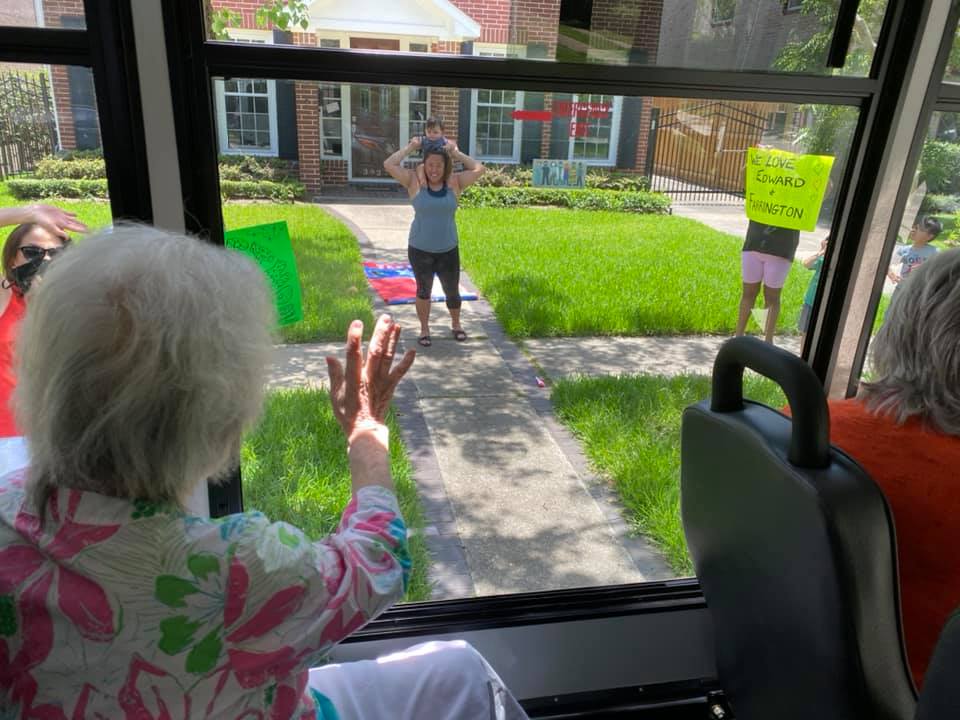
[829,398,960,689]
[0,291,26,437]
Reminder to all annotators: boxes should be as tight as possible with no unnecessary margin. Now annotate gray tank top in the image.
[408,184,459,253]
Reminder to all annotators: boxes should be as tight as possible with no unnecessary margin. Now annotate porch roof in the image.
[306,0,481,42]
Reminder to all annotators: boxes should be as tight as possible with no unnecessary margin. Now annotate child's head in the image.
[424,116,444,140]
[909,216,942,245]
[820,234,830,252]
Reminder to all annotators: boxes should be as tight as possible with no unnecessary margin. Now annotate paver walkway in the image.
[266,200,805,600]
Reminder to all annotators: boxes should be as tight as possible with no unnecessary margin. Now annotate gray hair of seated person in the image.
[861,247,960,435]
[15,224,275,516]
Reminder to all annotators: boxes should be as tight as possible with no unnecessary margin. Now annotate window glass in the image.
[0,1,85,29]
[857,110,960,385]
[205,0,889,76]
[942,24,960,84]
[217,75,858,600]
[0,61,110,229]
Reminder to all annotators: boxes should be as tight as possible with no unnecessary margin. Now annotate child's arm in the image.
[802,251,823,269]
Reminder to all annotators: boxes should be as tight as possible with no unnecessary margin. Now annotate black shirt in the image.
[742,220,800,260]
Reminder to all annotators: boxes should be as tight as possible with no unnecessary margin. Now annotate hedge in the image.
[920,193,960,214]
[34,157,106,180]
[474,164,651,192]
[219,179,305,201]
[459,185,671,214]
[7,178,108,199]
[8,177,304,202]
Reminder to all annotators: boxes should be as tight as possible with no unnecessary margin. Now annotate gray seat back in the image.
[680,337,916,720]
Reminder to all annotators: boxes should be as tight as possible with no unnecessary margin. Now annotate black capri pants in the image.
[407,245,462,309]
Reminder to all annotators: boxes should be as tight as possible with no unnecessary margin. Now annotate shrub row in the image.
[219,179,305,201]
[920,193,960,214]
[459,186,671,214]
[474,164,651,192]
[8,177,304,202]
[34,157,105,180]
[7,178,108,199]
[218,155,298,182]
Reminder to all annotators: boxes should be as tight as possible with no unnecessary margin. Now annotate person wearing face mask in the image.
[0,206,86,437]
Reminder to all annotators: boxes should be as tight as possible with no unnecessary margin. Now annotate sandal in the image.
[418,335,432,347]
[452,328,467,342]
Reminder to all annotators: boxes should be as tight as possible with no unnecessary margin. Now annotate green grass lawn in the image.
[0,185,373,343]
[241,389,431,602]
[551,373,786,575]
[458,208,809,338]
[222,203,373,343]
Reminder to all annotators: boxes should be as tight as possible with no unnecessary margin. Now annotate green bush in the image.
[34,156,105,180]
[919,141,960,195]
[220,179,305,201]
[218,155,298,182]
[459,185,671,214]
[59,148,103,161]
[473,164,651,192]
[585,170,650,192]
[7,178,108,199]
[920,193,960,214]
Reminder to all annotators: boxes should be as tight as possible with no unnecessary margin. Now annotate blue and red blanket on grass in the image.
[362,261,478,305]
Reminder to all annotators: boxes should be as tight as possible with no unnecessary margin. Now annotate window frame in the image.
[566,93,623,166]
[213,28,278,156]
[470,43,525,163]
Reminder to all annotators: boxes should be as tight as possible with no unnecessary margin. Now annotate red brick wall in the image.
[295,81,321,195]
[210,0,265,31]
[320,160,348,187]
[43,0,88,150]
[590,0,663,62]
[634,100,653,174]
[430,88,460,145]
[450,0,560,56]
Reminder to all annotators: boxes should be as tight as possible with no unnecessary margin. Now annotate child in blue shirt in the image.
[887,216,942,287]
[798,235,828,341]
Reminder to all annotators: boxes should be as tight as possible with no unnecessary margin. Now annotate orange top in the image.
[829,398,960,689]
[0,291,26,437]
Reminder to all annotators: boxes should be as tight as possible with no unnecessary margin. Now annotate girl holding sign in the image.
[734,219,800,344]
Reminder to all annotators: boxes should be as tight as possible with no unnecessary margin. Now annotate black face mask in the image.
[8,255,49,295]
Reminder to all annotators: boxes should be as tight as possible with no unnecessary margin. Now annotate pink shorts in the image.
[742,251,792,289]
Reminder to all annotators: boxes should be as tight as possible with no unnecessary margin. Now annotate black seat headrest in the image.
[681,337,915,720]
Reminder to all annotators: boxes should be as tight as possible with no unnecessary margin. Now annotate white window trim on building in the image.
[214,29,279,156]
[565,94,623,166]
[469,43,525,164]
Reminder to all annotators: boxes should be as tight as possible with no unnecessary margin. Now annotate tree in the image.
[208,0,311,41]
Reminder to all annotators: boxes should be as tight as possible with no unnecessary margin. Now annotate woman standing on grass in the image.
[383,132,484,347]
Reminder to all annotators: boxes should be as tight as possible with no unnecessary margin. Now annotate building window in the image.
[712,0,736,24]
[409,43,429,53]
[223,79,273,150]
[783,0,803,13]
[561,94,621,165]
[470,45,524,162]
[475,89,521,159]
[319,83,343,157]
[214,33,277,155]
[319,38,340,49]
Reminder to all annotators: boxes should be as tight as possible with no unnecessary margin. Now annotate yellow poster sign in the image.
[745,148,835,232]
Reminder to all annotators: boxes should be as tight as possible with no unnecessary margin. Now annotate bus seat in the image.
[680,337,916,720]
[915,608,960,719]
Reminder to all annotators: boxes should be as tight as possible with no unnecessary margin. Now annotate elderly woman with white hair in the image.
[827,247,960,690]
[0,226,528,719]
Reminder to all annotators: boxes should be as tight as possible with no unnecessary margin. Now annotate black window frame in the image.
[159,0,953,645]
[0,0,152,224]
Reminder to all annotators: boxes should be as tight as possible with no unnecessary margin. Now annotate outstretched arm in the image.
[0,204,88,239]
[383,138,421,195]
[446,143,485,193]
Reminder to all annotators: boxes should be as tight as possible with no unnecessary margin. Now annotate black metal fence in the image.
[646,101,768,205]
[0,69,58,179]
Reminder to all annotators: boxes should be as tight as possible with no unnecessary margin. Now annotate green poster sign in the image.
[745,148,835,232]
[224,221,303,326]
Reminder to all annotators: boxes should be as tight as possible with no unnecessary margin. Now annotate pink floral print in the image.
[0,476,409,720]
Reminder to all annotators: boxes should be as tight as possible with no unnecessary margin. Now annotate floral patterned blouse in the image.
[0,469,410,719]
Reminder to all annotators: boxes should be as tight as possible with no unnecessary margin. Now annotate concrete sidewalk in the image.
[267,200,806,600]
